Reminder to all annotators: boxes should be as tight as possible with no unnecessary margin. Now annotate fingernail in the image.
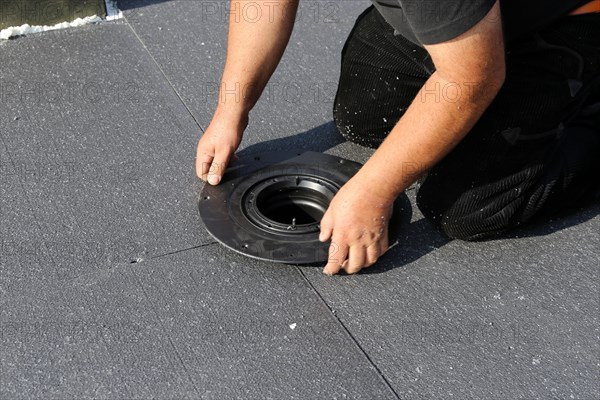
[208,175,220,185]
[322,268,332,276]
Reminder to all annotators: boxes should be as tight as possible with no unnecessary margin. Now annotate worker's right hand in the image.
[196,109,247,185]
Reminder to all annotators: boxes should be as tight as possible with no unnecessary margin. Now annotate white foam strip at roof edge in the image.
[105,0,124,21]
[0,0,123,40]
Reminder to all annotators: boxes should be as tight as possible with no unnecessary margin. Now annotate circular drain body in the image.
[199,151,402,264]
[243,174,338,235]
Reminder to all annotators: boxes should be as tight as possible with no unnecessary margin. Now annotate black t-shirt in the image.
[371,0,590,45]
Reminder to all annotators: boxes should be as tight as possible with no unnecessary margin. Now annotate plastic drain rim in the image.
[242,174,338,235]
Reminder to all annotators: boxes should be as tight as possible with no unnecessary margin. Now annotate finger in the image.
[345,245,367,275]
[323,239,348,276]
[340,259,349,271]
[319,209,334,242]
[365,243,380,267]
[380,228,390,256]
[207,150,233,185]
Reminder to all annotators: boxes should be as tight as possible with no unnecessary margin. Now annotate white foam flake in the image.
[105,0,123,21]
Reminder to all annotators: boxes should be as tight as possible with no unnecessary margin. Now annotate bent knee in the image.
[333,101,381,148]
[423,209,517,241]
[417,189,522,241]
[333,99,398,148]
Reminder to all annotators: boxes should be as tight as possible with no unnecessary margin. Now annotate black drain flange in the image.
[199,151,403,264]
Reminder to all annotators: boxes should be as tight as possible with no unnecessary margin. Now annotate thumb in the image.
[196,144,214,181]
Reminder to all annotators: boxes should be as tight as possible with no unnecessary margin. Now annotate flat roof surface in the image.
[1,1,598,398]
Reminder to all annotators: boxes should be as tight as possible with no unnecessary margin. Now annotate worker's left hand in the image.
[319,176,393,275]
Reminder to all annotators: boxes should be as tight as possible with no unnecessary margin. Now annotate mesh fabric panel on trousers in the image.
[333,8,600,240]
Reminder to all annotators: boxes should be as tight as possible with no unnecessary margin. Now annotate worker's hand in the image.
[319,176,393,275]
[196,109,247,185]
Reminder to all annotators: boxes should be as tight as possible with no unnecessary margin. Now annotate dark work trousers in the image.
[333,6,600,240]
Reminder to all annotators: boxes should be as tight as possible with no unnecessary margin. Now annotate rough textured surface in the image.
[299,204,600,399]
[0,22,212,265]
[118,0,371,156]
[0,246,396,399]
[0,1,598,398]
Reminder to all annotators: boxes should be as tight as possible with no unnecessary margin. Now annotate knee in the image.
[333,91,401,148]
[332,98,356,143]
[438,215,496,242]
[333,93,380,148]
[421,207,511,241]
[416,185,518,241]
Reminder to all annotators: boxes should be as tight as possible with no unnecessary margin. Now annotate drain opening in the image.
[243,175,337,234]
[256,186,329,225]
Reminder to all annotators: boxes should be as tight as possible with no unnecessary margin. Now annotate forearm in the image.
[217,0,299,116]
[355,71,503,201]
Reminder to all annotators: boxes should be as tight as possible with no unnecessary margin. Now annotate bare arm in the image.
[197,0,299,183]
[219,0,299,115]
[321,1,506,275]
[355,0,505,201]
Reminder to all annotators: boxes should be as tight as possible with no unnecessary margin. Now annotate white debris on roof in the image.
[105,0,124,21]
[0,16,101,40]
[0,0,123,40]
